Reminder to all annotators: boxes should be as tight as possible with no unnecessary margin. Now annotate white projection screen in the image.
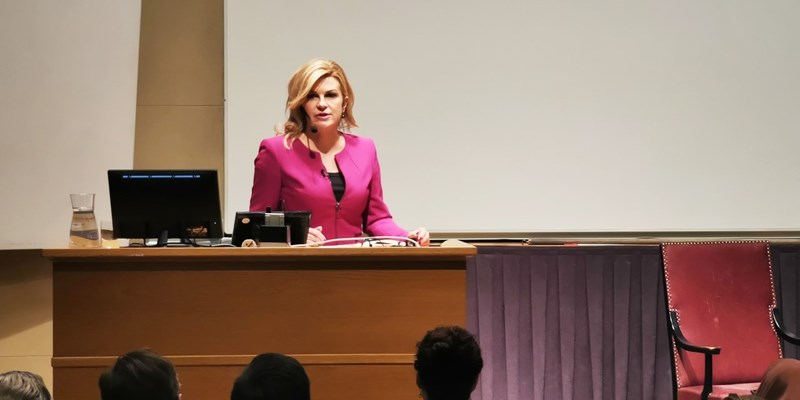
[225,1,800,234]
[0,1,140,248]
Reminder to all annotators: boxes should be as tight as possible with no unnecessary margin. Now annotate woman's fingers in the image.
[408,227,430,247]
[307,226,326,246]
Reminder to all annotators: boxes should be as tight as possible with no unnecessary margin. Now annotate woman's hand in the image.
[306,226,326,246]
[407,227,430,247]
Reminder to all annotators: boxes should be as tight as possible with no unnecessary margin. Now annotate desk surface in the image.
[43,245,476,262]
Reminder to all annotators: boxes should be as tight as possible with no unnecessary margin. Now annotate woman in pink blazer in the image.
[249,58,430,246]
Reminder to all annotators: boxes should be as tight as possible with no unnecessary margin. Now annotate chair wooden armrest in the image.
[669,311,721,400]
[772,308,800,346]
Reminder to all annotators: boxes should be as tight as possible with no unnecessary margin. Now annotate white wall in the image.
[225,1,800,233]
[0,0,141,248]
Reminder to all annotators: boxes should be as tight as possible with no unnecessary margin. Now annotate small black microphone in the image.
[307,125,317,158]
[321,169,328,178]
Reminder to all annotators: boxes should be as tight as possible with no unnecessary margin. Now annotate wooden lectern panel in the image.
[46,247,472,400]
[53,261,465,356]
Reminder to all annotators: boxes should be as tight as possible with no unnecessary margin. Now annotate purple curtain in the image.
[468,244,800,400]
[467,246,673,400]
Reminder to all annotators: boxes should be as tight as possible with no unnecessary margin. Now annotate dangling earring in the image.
[340,103,348,131]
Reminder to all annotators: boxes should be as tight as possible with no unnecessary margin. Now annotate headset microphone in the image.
[307,125,318,158]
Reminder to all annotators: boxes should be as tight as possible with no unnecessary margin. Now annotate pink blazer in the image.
[249,133,407,240]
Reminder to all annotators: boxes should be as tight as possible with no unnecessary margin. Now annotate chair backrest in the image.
[662,241,781,387]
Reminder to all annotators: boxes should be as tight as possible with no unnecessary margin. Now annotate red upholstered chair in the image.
[661,241,800,400]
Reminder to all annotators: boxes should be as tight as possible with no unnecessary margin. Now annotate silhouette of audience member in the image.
[98,349,181,400]
[0,371,51,400]
[415,326,483,400]
[753,358,800,399]
[231,353,310,400]
[723,358,800,400]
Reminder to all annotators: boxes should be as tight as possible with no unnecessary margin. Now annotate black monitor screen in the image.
[108,170,223,240]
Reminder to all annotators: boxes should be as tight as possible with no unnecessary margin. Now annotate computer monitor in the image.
[108,170,223,245]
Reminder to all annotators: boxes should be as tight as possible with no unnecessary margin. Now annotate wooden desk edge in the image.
[42,246,476,262]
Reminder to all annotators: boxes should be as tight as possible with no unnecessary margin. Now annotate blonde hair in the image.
[277,58,357,145]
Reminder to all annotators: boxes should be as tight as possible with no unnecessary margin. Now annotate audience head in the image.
[415,326,483,400]
[231,353,310,400]
[0,371,51,400]
[281,58,357,139]
[98,349,180,400]
[753,358,800,400]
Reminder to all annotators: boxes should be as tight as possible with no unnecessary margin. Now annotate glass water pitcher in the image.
[69,193,101,248]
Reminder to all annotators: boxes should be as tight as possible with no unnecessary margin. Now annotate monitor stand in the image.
[153,231,193,247]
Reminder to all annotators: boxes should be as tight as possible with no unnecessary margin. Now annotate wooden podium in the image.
[43,245,474,400]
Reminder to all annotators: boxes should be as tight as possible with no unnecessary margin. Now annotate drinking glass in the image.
[100,220,118,248]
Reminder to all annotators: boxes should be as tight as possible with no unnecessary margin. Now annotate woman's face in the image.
[303,76,345,132]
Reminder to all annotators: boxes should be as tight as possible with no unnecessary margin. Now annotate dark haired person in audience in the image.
[754,358,800,399]
[415,326,484,400]
[231,353,310,400]
[0,371,51,400]
[249,57,429,246]
[725,358,800,400]
[98,349,181,400]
